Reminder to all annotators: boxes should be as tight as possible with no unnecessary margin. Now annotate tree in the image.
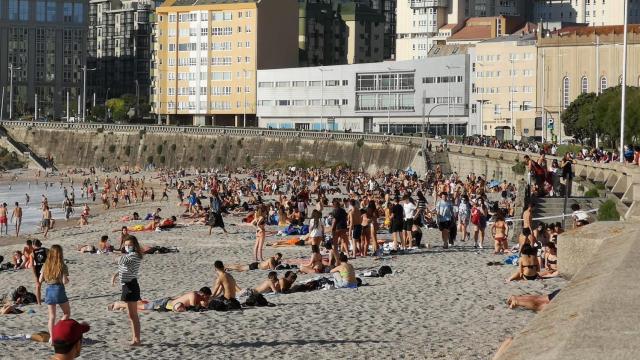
[106,98,127,122]
[561,92,597,144]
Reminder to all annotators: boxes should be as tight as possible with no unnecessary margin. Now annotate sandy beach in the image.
[0,185,566,359]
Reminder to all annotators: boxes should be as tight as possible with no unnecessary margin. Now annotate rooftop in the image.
[167,0,256,7]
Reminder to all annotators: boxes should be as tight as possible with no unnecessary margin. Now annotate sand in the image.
[0,183,566,359]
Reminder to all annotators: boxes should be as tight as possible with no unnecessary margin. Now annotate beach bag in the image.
[378,265,392,277]
[300,224,310,235]
[284,226,299,236]
[207,299,228,312]
[471,207,481,225]
[244,293,270,307]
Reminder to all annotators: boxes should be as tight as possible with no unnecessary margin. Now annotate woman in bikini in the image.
[360,208,371,257]
[252,206,266,262]
[491,212,509,254]
[299,245,325,274]
[308,209,324,247]
[507,243,540,282]
[539,242,558,278]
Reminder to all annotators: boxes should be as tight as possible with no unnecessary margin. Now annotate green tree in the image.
[106,98,127,122]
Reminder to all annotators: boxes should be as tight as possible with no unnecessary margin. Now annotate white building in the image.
[532,0,640,26]
[256,56,473,135]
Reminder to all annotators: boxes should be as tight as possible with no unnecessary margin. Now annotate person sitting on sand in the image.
[539,242,558,278]
[252,272,281,294]
[98,236,114,253]
[225,253,282,272]
[299,245,326,274]
[330,253,357,288]
[507,243,540,282]
[79,204,90,226]
[12,250,26,269]
[279,271,297,293]
[211,260,241,307]
[108,287,212,313]
[506,289,561,312]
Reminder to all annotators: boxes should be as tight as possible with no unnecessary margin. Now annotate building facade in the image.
[88,0,156,104]
[471,32,538,141]
[256,56,471,135]
[154,0,298,126]
[537,25,640,142]
[0,0,88,120]
[342,1,385,64]
[533,0,640,26]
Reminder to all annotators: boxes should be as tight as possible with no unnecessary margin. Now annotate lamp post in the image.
[445,65,461,137]
[8,63,21,120]
[509,57,516,143]
[476,99,490,136]
[82,65,96,122]
[134,79,140,120]
[242,69,247,127]
[620,0,629,162]
[104,88,111,122]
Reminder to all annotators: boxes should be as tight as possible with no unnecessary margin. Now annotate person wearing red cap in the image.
[51,319,90,359]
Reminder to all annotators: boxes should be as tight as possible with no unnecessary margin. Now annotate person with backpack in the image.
[31,240,47,305]
[435,192,453,249]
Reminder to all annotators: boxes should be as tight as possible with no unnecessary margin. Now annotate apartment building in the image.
[533,0,640,26]
[0,0,88,120]
[298,0,384,66]
[471,32,538,141]
[88,0,156,104]
[537,25,640,142]
[256,56,471,135]
[365,0,396,60]
[154,0,298,126]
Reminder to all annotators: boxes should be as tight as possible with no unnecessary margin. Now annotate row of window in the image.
[166,41,250,51]
[491,101,534,115]
[163,70,251,81]
[258,80,349,88]
[166,25,251,37]
[475,70,534,78]
[2,0,84,23]
[166,86,250,96]
[422,75,464,84]
[356,73,415,91]
[165,101,250,110]
[475,53,535,62]
[166,56,251,67]
[166,10,252,23]
[258,99,349,107]
[424,97,464,104]
[474,86,535,94]
[563,75,623,108]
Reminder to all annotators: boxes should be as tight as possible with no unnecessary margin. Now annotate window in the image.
[201,28,208,36]
[581,76,588,94]
[258,82,273,88]
[342,80,348,86]
[292,81,306,87]
[522,101,533,111]
[562,77,570,109]
[277,100,290,106]
[494,104,501,115]
[46,1,56,21]
[308,81,321,87]
[325,80,339,86]
[600,76,607,92]
[36,0,46,21]
[292,100,305,106]
[275,81,289,87]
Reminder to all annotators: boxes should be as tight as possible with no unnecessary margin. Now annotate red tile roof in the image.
[556,24,640,36]
[449,25,492,40]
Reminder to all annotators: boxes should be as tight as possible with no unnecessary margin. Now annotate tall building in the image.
[396,0,449,60]
[471,32,538,141]
[88,0,156,104]
[0,0,88,120]
[474,0,526,18]
[365,0,396,59]
[532,0,640,26]
[537,25,640,142]
[298,0,384,66]
[154,0,298,126]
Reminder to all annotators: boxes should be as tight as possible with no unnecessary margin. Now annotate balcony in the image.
[410,0,447,8]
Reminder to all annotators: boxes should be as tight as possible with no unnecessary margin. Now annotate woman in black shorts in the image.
[112,235,143,346]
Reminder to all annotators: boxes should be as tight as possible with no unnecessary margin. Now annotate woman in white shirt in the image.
[308,209,324,246]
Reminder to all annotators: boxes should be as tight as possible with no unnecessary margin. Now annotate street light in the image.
[445,65,461,137]
[476,99,490,136]
[242,69,247,127]
[104,88,111,122]
[318,67,333,131]
[82,65,96,122]
[509,57,516,143]
[134,79,140,120]
[8,63,21,120]
[620,0,629,162]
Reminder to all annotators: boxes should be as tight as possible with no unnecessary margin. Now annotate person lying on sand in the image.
[506,289,561,312]
[114,216,177,233]
[266,237,308,247]
[225,253,282,272]
[77,236,115,254]
[279,271,297,293]
[120,213,141,222]
[108,287,212,313]
[252,272,281,294]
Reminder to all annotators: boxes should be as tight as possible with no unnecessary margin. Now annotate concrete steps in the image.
[532,196,605,225]
[0,126,54,171]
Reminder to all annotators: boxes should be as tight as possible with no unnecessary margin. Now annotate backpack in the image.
[471,207,481,225]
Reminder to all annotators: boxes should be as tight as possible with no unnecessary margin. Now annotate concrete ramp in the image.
[0,126,52,171]
[495,222,640,360]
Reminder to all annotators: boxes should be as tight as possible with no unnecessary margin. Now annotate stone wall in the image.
[7,127,425,174]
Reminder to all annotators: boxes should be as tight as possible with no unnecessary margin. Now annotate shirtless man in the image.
[252,272,281,294]
[0,203,8,235]
[279,271,297,293]
[10,202,22,237]
[211,260,241,304]
[108,287,212,313]
[522,203,533,234]
[299,245,326,274]
[225,253,282,272]
[347,199,362,257]
[330,199,348,266]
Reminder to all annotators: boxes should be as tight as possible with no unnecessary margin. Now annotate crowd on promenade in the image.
[0,155,577,358]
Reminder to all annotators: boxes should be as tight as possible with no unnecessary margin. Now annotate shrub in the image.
[597,199,620,221]
[512,160,526,175]
[108,144,116,153]
[96,128,104,133]
[156,144,163,155]
[146,155,153,164]
[142,145,147,152]
[209,143,215,150]
[594,183,606,190]
[245,155,251,164]
[216,156,222,164]
[584,188,600,198]
[237,139,243,148]
[124,145,131,157]
[159,155,166,164]
[356,138,364,148]
[170,144,177,152]
[577,185,585,192]
[99,156,105,163]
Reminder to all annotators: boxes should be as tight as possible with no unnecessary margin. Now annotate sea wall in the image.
[7,127,426,174]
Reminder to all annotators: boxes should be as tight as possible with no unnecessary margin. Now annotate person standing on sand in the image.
[42,205,53,238]
[435,192,453,249]
[32,240,48,305]
[111,235,143,346]
[10,202,23,236]
[522,203,533,234]
[0,203,8,235]
[40,245,71,345]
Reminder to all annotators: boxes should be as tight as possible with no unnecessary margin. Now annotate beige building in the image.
[342,2,385,64]
[533,0,640,26]
[154,0,298,126]
[537,25,640,142]
[472,32,538,141]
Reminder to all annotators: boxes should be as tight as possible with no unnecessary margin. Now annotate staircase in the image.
[0,126,55,171]
[532,196,606,226]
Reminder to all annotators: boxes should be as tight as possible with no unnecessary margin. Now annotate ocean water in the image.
[0,180,89,235]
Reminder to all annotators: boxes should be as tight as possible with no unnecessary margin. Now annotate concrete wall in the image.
[6,127,424,173]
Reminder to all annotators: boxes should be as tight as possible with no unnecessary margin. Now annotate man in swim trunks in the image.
[347,199,362,258]
[10,202,22,237]
[108,287,212,312]
[279,271,297,293]
[31,240,47,305]
[0,203,8,235]
[211,260,241,308]
[330,199,348,265]
[225,253,282,271]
